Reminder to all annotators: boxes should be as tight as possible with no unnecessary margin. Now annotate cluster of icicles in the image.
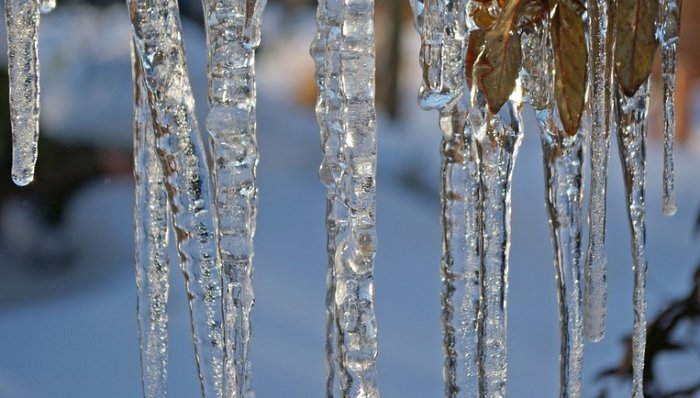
[2,0,683,395]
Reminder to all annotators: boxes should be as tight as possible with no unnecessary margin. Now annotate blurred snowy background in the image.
[0,1,700,397]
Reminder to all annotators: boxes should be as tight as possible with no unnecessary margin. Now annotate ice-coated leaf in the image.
[615,0,658,97]
[551,0,587,135]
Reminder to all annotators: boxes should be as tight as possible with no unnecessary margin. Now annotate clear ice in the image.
[40,0,55,14]
[615,81,651,398]
[469,95,522,398]
[312,0,380,395]
[5,0,40,186]
[202,0,266,395]
[132,48,171,398]
[520,23,585,398]
[128,0,225,394]
[584,0,615,343]
[311,0,345,394]
[411,0,480,395]
[659,0,681,216]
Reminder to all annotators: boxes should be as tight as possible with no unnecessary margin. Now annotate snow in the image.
[1,4,699,397]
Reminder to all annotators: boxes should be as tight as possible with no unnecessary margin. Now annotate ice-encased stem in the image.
[311,0,346,394]
[615,81,650,398]
[5,0,40,186]
[127,0,224,394]
[520,24,585,398]
[334,0,380,395]
[471,99,522,398]
[202,0,265,395]
[659,0,681,216]
[418,0,466,109]
[584,0,616,343]
[439,100,481,398]
[132,48,171,398]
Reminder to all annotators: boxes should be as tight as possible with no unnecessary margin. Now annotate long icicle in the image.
[411,0,479,396]
[615,81,651,398]
[335,0,380,394]
[520,22,586,398]
[470,96,523,398]
[5,0,40,186]
[312,0,345,394]
[132,45,171,398]
[659,0,681,216]
[202,0,265,395]
[584,0,616,343]
[127,0,225,394]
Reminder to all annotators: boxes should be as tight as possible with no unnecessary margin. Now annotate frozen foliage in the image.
[5,0,41,186]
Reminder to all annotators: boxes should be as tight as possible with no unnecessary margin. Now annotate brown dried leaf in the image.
[551,0,587,135]
[465,30,485,89]
[473,0,525,113]
[615,0,658,97]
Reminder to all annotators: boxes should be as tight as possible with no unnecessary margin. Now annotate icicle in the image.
[520,24,585,398]
[584,0,616,343]
[40,0,55,14]
[615,81,651,398]
[132,46,171,398]
[659,0,681,216]
[438,101,481,398]
[418,0,466,109]
[5,0,40,186]
[334,0,380,395]
[202,0,265,395]
[311,0,345,394]
[469,96,522,398]
[127,0,224,395]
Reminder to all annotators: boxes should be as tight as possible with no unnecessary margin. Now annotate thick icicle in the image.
[40,0,55,14]
[334,0,380,395]
[659,0,681,216]
[584,0,616,343]
[520,24,585,398]
[5,0,40,186]
[127,0,224,395]
[311,0,345,394]
[132,48,171,398]
[469,96,522,398]
[202,0,265,395]
[615,81,651,398]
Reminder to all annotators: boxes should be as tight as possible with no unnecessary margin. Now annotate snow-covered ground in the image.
[0,4,699,397]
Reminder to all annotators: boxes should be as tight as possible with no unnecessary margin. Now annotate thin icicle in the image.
[5,0,40,186]
[311,0,345,394]
[334,0,380,395]
[520,23,585,398]
[39,0,55,14]
[132,47,171,398]
[439,100,481,398]
[584,0,616,343]
[659,0,681,216]
[127,0,224,395]
[615,81,650,398]
[202,0,265,395]
[469,97,522,398]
